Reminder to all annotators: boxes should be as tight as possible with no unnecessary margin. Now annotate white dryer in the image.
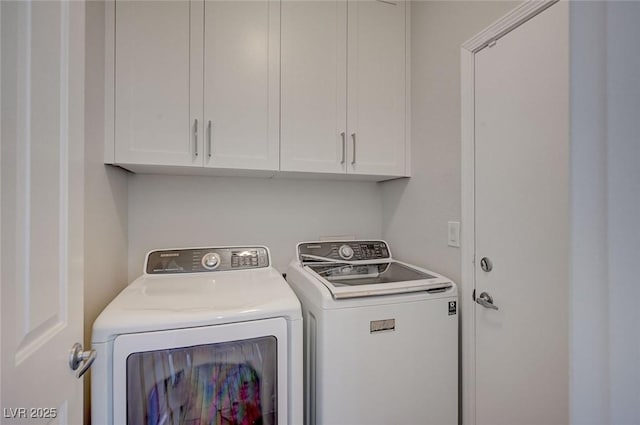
[286,240,458,425]
[91,246,302,425]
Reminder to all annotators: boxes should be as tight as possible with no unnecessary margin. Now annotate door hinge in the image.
[488,39,497,48]
[472,289,476,301]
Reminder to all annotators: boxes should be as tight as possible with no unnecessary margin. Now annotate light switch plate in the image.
[448,221,460,248]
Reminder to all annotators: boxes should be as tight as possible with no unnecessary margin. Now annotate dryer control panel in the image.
[298,240,391,262]
[145,247,269,274]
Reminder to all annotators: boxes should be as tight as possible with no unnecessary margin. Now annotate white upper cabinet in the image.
[280,0,408,178]
[108,0,408,179]
[347,0,407,176]
[111,0,278,172]
[114,1,202,167]
[280,1,348,174]
[203,1,280,171]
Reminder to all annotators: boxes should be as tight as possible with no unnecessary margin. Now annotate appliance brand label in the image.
[370,319,395,333]
[448,301,457,315]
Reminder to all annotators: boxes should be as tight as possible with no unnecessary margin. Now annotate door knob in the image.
[476,291,499,310]
[69,343,96,379]
[480,257,493,272]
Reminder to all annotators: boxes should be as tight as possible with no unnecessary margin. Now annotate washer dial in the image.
[201,252,221,270]
[338,244,354,260]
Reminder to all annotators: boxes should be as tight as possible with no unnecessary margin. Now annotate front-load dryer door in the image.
[112,318,288,425]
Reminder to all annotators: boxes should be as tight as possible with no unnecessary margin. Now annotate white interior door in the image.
[1,2,85,423]
[474,2,569,424]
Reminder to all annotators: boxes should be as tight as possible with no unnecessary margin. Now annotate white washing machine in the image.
[91,246,302,425]
[286,240,458,425]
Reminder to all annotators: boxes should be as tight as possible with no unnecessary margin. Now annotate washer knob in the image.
[201,252,220,270]
[338,244,354,260]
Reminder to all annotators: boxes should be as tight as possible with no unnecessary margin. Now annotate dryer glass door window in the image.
[126,336,277,425]
[112,317,289,425]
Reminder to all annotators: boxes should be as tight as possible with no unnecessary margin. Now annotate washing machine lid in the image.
[297,240,453,299]
[92,247,301,343]
[304,261,452,299]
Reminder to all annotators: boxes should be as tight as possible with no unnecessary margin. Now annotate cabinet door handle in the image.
[193,119,199,157]
[340,132,346,164]
[351,133,356,165]
[207,120,212,158]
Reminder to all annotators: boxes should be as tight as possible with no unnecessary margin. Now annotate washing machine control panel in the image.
[298,240,390,262]
[146,246,269,274]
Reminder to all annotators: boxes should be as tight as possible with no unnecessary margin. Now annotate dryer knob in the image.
[339,244,354,260]
[202,252,220,270]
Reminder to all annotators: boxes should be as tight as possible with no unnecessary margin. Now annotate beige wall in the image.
[83,2,129,423]
[381,1,519,283]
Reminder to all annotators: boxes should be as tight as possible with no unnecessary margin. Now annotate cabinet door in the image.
[347,0,407,176]
[115,1,203,167]
[280,1,347,173]
[203,1,280,171]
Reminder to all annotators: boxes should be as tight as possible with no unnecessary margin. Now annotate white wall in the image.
[381,1,518,283]
[570,3,640,424]
[127,175,382,280]
[606,2,640,420]
[569,2,609,422]
[84,2,129,423]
